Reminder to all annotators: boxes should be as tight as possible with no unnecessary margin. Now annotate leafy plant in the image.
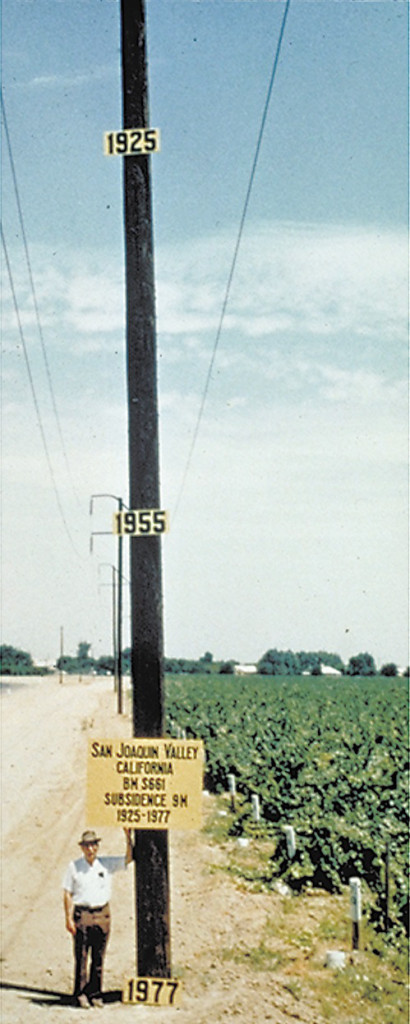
[165,674,409,935]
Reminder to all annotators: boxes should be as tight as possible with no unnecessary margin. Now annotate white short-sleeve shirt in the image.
[63,856,127,907]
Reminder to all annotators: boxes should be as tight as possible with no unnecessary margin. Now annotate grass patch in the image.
[204,794,278,891]
[221,941,289,972]
[319,958,409,1024]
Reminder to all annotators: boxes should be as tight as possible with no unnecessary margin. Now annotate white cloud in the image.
[316,366,407,406]
[3,221,406,368]
[66,272,125,335]
[156,222,408,345]
[28,65,116,89]
[2,221,408,666]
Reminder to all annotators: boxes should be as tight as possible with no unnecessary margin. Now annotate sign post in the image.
[120,0,170,978]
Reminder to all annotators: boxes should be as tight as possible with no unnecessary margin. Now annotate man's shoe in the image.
[91,998,104,1008]
[77,994,91,1009]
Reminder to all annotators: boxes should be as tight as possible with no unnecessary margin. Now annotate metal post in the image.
[90,494,125,715]
[349,877,361,950]
[227,773,236,811]
[251,794,260,823]
[117,499,123,715]
[59,626,64,684]
[112,566,118,693]
[121,0,170,978]
[111,569,117,696]
[384,842,390,933]
[98,563,119,692]
[284,825,296,860]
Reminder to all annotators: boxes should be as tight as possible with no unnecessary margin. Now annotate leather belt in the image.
[75,903,108,912]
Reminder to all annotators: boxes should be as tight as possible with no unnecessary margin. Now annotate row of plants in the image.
[165,674,409,937]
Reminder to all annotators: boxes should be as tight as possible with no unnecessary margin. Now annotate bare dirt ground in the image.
[0,675,403,1023]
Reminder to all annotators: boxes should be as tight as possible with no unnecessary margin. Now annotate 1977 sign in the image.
[122,977,182,1007]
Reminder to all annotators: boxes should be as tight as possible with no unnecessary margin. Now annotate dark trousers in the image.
[73,904,111,999]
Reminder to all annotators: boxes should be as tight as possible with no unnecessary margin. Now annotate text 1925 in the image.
[116,808,170,825]
[104,128,160,156]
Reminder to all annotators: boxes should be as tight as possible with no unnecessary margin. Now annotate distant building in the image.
[234,664,257,676]
[321,665,342,676]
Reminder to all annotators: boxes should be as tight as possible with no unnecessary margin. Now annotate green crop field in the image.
[165,674,409,938]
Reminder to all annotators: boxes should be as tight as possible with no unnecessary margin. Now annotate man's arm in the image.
[63,889,76,935]
[124,828,134,865]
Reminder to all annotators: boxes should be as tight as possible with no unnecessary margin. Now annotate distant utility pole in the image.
[98,563,119,694]
[121,0,170,978]
[59,626,64,684]
[90,493,124,714]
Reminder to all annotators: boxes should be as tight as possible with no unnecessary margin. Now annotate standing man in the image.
[63,828,133,1009]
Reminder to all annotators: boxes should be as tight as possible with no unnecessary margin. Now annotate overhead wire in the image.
[1,224,83,559]
[172,0,291,520]
[1,89,83,507]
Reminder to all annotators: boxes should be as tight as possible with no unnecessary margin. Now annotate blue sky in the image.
[1,0,408,668]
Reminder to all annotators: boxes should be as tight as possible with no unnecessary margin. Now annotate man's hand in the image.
[64,890,76,934]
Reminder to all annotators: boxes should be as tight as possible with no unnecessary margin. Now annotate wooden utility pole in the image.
[59,626,64,684]
[121,0,171,977]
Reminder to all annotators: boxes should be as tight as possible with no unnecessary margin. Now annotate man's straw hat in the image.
[79,830,101,846]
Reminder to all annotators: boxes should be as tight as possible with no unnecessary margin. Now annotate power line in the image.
[1,223,83,559]
[172,0,291,519]
[1,90,82,507]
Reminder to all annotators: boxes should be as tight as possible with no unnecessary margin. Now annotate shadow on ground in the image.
[0,981,122,1008]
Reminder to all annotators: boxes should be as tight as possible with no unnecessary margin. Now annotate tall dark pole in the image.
[121,0,170,977]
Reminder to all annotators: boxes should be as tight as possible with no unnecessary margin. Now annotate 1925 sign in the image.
[104,128,160,156]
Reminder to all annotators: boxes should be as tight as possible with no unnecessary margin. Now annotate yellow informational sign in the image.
[104,128,160,156]
[122,977,182,1007]
[87,738,204,829]
[112,508,169,537]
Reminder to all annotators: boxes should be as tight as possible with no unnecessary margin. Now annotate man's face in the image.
[81,841,99,865]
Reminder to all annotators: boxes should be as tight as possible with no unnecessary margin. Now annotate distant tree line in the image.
[0,645,49,676]
[56,642,115,676]
[1,642,408,679]
[164,651,214,674]
[257,649,380,676]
